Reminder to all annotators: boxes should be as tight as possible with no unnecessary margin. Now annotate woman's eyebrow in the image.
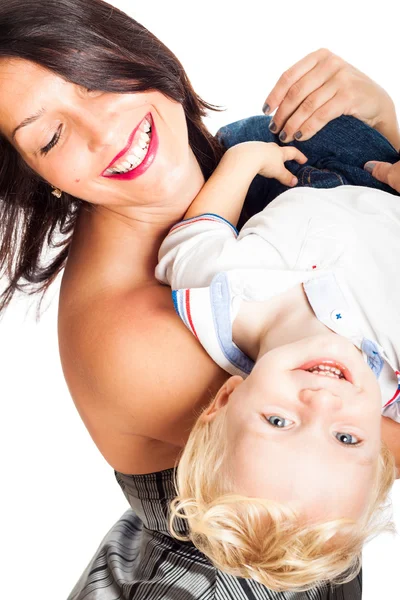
[12,108,46,140]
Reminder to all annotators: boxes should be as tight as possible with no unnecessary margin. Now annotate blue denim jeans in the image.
[217,115,400,226]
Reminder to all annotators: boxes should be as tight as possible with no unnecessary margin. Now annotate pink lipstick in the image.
[101,113,158,181]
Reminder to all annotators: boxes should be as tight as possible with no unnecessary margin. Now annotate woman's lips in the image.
[297,359,354,383]
[104,123,139,172]
[101,114,158,181]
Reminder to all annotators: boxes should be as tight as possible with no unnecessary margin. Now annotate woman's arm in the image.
[381,416,400,478]
[262,48,400,151]
[59,283,228,473]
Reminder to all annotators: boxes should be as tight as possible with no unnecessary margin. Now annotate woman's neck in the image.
[64,162,205,292]
[62,143,206,293]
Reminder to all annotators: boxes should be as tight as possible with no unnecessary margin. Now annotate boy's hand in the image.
[364,159,400,194]
[257,143,308,186]
[226,141,307,187]
[185,141,307,225]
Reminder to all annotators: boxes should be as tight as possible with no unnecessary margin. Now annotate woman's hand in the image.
[262,48,400,150]
[365,159,400,194]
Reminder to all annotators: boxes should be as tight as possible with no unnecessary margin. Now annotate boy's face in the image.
[210,333,382,522]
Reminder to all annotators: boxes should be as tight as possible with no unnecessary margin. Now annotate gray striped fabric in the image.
[67,469,362,600]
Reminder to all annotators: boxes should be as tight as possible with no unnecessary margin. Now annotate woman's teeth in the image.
[105,118,152,176]
[307,364,345,379]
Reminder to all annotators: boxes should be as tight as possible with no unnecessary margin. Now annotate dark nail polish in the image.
[364,161,376,174]
[269,121,277,133]
[262,102,270,115]
[294,131,303,140]
[279,131,287,142]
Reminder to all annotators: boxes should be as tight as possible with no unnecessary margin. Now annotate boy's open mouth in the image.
[298,359,352,383]
[306,363,345,380]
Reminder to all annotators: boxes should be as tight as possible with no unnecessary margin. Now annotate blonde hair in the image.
[170,405,396,592]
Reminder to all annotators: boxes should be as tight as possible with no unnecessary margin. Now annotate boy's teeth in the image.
[306,364,345,379]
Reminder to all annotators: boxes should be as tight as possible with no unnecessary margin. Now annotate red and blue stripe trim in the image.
[168,213,238,236]
[172,289,198,340]
[383,370,400,408]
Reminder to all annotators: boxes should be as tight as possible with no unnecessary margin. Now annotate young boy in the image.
[155,133,400,592]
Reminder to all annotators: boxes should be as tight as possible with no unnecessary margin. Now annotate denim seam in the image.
[320,168,344,185]
[299,166,344,186]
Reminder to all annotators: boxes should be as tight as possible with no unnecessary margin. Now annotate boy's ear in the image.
[201,375,243,422]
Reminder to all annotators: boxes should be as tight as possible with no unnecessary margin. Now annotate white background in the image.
[1,1,399,598]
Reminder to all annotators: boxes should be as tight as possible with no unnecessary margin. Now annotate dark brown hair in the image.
[0,0,223,313]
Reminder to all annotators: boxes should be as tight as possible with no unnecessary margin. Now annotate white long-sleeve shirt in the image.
[156,185,400,422]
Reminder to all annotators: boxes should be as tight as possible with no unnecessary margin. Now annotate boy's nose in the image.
[299,388,343,411]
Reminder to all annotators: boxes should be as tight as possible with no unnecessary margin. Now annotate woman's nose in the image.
[86,121,118,152]
[299,388,343,411]
[77,110,120,152]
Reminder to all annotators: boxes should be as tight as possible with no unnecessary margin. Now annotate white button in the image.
[330,309,345,323]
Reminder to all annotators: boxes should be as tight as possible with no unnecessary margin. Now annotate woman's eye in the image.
[40,124,63,156]
[266,415,293,428]
[81,86,103,97]
[335,432,361,446]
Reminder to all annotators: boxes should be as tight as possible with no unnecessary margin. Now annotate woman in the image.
[0,0,398,598]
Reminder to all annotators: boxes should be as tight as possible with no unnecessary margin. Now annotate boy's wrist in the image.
[224,142,264,176]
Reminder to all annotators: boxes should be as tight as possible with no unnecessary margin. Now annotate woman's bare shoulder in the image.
[58,281,226,472]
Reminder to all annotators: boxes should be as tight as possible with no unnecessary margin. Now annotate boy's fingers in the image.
[277,167,298,187]
[282,147,308,164]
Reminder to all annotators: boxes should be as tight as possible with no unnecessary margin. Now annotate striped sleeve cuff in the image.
[168,213,238,236]
[172,288,199,339]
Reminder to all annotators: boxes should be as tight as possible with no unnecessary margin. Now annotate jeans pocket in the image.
[298,166,345,189]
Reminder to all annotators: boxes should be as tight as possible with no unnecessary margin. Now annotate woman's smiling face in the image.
[0,58,204,211]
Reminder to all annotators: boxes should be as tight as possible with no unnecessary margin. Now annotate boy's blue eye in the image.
[266,415,292,428]
[335,432,361,446]
[266,417,362,446]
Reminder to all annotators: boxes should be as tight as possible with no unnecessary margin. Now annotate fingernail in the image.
[269,120,277,133]
[279,131,287,142]
[262,102,270,115]
[291,177,298,187]
[294,131,303,140]
[364,161,376,174]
